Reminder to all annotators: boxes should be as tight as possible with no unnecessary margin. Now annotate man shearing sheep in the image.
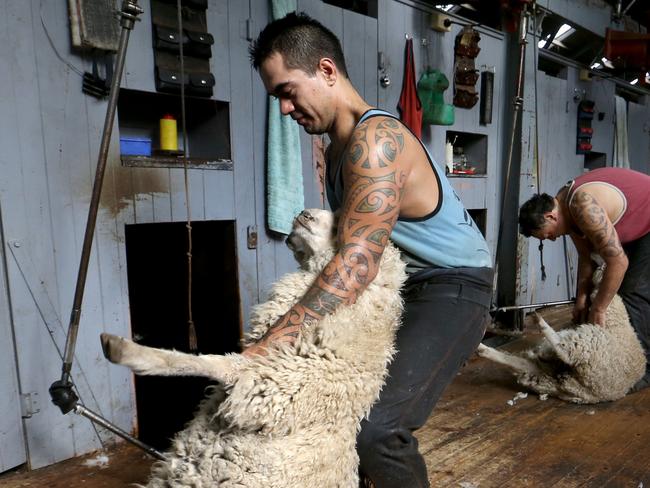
[519,167,650,391]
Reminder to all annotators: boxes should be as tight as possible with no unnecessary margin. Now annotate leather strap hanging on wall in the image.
[150,0,214,97]
[453,26,481,109]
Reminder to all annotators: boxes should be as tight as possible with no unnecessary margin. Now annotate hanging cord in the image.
[562,234,575,298]
[531,3,546,283]
[537,238,547,282]
[176,0,197,352]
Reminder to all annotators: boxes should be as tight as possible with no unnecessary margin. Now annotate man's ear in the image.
[544,210,558,223]
[318,58,337,85]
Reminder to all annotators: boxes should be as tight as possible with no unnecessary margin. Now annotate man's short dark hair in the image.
[249,12,348,78]
[518,193,555,237]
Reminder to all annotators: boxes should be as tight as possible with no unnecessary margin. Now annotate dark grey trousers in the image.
[620,232,650,392]
[357,266,493,488]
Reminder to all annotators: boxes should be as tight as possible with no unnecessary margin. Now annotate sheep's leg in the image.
[100,333,244,384]
[532,313,573,366]
[476,343,544,376]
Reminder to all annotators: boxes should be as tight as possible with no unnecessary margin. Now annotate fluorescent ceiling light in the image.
[601,57,615,68]
[538,24,575,49]
[555,24,573,40]
[590,62,602,69]
[436,4,455,11]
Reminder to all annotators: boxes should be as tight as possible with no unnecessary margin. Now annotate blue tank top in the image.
[326,109,492,271]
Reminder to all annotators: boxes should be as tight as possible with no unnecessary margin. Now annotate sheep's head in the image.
[286,209,337,268]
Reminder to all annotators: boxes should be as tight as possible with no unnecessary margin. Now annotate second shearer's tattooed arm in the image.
[244,117,408,356]
[569,190,628,326]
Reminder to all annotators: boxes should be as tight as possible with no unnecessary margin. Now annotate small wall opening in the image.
[446,131,488,176]
[467,208,487,237]
[125,220,241,449]
[538,56,568,80]
[584,151,607,171]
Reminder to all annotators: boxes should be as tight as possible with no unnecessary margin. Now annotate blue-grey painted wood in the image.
[519,64,583,305]
[79,44,136,453]
[123,2,155,92]
[627,100,650,174]
[585,77,615,162]
[0,0,645,472]
[228,0,259,330]
[208,0,231,102]
[0,0,140,469]
[0,204,26,473]
[517,61,650,308]
[249,0,276,303]
[132,168,158,222]
[363,14,379,105]
[250,0,305,303]
[252,0,379,301]
[1,0,92,467]
[378,0,505,257]
[297,0,340,217]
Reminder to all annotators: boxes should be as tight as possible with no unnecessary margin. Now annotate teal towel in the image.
[271,0,296,19]
[267,0,303,235]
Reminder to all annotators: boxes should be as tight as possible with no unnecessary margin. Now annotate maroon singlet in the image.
[566,167,650,244]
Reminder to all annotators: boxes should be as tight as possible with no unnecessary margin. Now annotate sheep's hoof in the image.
[531,312,544,329]
[100,333,125,364]
[476,343,489,357]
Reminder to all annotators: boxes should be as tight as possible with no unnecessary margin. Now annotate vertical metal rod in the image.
[48,0,166,463]
[75,404,166,460]
[60,1,142,385]
[492,5,529,304]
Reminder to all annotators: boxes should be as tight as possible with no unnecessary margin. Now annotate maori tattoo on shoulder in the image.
[569,191,623,259]
[261,117,408,344]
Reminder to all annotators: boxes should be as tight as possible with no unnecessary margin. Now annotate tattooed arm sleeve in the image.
[248,117,408,351]
[569,190,629,318]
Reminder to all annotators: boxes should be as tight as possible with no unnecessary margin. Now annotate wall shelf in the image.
[121,155,232,171]
[447,174,488,179]
[446,130,488,176]
[117,88,231,168]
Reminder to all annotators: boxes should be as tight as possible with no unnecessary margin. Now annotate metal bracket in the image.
[20,392,40,419]
[247,225,258,249]
[245,18,254,41]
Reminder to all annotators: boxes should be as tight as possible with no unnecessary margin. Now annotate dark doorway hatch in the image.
[124,220,241,449]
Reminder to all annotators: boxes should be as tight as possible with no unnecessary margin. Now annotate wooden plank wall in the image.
[518,61,649,307]
[0,0,376,470]
[0,0,648,473]
[376,0,506,255]
[0,0,139,469]
[0,200,25,472]
[628,101,650,174]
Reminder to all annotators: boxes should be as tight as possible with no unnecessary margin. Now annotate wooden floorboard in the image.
[0,442,153,487]
[1,306,648,487]
[425,306,650,488]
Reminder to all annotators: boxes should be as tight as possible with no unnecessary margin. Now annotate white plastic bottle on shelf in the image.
[445,141,454,174]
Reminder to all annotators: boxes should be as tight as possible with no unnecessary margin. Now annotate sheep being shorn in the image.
[477,289,646,404]
[100,208,406,487]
